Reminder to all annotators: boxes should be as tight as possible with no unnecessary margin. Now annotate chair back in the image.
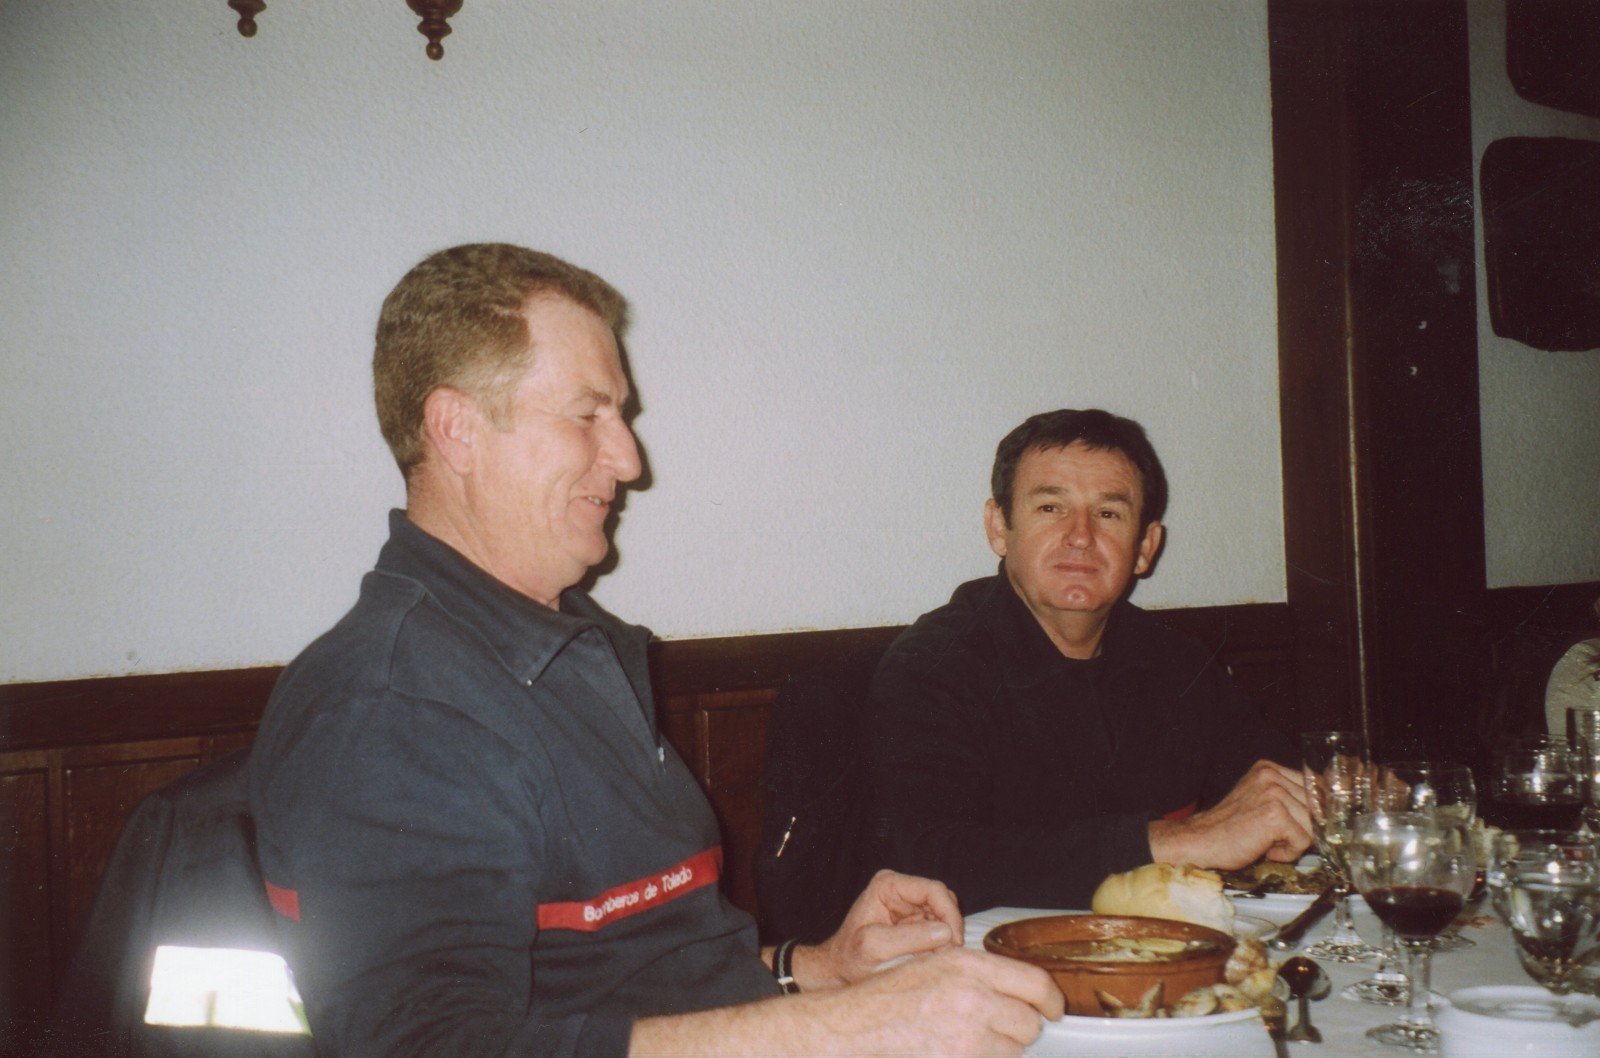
[45,748,316,1057]
[756,646,890,943]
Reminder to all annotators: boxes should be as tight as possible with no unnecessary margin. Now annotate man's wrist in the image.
[771,938,801,994]
[788,941,851,992]
[1147,817,1191,865]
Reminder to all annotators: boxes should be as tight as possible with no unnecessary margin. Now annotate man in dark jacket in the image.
[867,409,1313,912]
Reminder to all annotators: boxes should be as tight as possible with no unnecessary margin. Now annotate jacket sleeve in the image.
[1189,660,1299,808]
[865,649,1153,913]
[250,696,633,1058]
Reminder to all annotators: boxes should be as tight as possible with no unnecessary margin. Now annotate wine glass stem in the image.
[1333,888,1358,940]
[1375,923,1405,981]
[1401,940,1434,1029]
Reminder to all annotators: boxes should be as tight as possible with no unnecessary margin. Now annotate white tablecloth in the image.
[964,896,1529,1058]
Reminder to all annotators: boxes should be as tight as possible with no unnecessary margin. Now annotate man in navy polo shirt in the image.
[248,244,1059,1058]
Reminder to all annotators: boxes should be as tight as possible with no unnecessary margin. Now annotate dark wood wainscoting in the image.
[1,604,1294,1044]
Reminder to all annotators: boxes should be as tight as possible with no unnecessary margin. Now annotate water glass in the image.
[1502,857,1600,996]
[1485,830,1598,922]
[1301,730,1381,961]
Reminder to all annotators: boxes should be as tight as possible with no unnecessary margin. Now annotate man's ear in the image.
[421,387,480,477]
[1133,520,1165,576]
[983,498,1009,558]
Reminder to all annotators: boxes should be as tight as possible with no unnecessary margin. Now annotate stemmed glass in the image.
[1491,737,1585,833]
[1493,832,1600,996]
[1348,811,1477,1052]
[1568,707,1600,833]
[1485,829,1596,924]
[1301,730,1382,961]
[1344,761,1478,1004]
[1394,762,1479,953]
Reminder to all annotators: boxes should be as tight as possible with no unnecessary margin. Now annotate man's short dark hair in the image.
[374,243,628,479]
[990,408,1168,530]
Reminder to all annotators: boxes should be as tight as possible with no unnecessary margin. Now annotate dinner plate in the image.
[1224,855,1328,922]
[1231,912,1279,943]
[1229,891,1317,925]
[1025,1006,1274,1057]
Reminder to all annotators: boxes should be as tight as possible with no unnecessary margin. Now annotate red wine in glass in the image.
[1364,885,1465,941]
[1489,793,1585,832]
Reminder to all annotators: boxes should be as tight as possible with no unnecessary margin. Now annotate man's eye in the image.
[1038,504,1057,514]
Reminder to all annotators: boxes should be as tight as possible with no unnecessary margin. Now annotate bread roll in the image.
[1091,863,1236,933]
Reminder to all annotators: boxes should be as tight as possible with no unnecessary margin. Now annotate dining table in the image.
[964,892,1535,1058]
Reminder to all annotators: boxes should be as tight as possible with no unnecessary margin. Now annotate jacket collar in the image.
[976,562,1152,688]
[374,509,650,692]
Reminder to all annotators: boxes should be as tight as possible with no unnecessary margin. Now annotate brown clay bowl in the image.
[982,914,1236,1017]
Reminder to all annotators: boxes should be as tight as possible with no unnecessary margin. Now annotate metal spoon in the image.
[1259,994,1292,1058]
[1280,956,1331,1043]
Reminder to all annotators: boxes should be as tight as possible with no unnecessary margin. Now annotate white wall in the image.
[1468,0,1600,588]
[1,0,1285,683]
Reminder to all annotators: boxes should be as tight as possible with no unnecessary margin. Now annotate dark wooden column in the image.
[1269,0,1487,759]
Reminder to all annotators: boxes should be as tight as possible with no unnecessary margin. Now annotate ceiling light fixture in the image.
[226,1,466,61]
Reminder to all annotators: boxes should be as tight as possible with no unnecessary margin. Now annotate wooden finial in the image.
[407,0,464,61]
[228,0,266,38]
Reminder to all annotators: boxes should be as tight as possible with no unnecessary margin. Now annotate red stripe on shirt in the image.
[265,879,301,922]
[1162,800,1198,821]
[537,847,723,933]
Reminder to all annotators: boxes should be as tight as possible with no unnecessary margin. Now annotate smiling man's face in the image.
[456,295,642,606]
[983,441,1163,656]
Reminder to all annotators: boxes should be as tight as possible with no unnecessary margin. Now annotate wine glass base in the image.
[1303,936,1382,962]
[1342,976,1407,1005]
[1367,1020,1440,1053]
[1429,931,1475,953]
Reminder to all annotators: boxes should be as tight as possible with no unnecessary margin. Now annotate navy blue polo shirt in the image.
[250,511,775,1058]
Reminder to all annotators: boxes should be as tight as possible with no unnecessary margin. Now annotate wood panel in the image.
[0,762,52,1046]
[0,608,1292,1045]
[1268,0,1366,733]
[1269,0,1491,761]
[658,688,778,918]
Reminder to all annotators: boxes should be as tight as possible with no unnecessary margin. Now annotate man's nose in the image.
[1063,510,1093,548]
[605,419,643,483]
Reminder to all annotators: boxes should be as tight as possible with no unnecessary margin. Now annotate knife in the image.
[1267,884,1341,951]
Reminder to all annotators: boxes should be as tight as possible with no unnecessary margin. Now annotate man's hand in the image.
[631,946,1063,1057]
[790,869,965,990]
[1147,760,1314,870]
[800,946,1064,1056]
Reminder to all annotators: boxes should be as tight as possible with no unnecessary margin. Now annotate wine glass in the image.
[1301,730,1382,961]
[1501,844,1600,996]
[1491,737,1585,832]
[1374,761,1477,824]
[1568,708,1600,833]
[1348,811,1477,1052]
[1388,762,1479,953]
[1345,761,1478,1004]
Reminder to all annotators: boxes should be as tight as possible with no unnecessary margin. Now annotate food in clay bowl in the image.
[983,914,1279,1018]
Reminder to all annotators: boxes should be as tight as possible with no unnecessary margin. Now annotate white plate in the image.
[1437,986,1600,1058]
[1232,912,1280,943]
[1228,890,1317,924]
[1026,1006,1273,1057]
